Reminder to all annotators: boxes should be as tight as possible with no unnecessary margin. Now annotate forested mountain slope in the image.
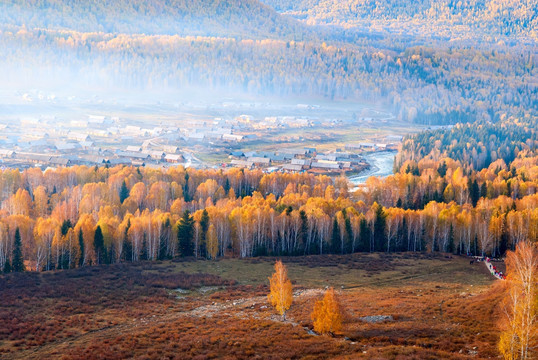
[2,26,535,124]
[262,0,538,40]
[0,0,535,125]
[0,0,309,39]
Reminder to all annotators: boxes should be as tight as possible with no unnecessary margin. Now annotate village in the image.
[0,111,402,175]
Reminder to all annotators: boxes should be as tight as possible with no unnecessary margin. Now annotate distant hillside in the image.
[0,0,309,39]
[262,0,538,40]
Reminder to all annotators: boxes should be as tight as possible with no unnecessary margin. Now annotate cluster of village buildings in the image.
[0,113,401,173]
[227,140,399,175]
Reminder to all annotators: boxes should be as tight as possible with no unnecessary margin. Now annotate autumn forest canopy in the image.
[0,119,535,273]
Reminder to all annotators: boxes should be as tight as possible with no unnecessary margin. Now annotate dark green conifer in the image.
[94,225,105,265]
[12,228,25,272]
[119,180,129,204]
[199,209,210,258]
[78,228,85,267]
[3,258,11,273]
[177,210,195,256]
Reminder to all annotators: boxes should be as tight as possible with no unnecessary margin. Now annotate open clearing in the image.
[0,253,504,359]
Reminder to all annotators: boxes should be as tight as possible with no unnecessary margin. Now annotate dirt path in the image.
[470,256,504,280]
[483,258,504,280]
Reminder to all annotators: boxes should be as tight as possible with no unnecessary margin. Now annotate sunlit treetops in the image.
[0,142,534,272]
[262,0,538,39]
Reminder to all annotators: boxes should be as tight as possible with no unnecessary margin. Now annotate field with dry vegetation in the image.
[0,253,505,359]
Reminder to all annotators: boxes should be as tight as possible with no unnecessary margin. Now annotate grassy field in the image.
[167,252,494,288]
[0,253,505,359]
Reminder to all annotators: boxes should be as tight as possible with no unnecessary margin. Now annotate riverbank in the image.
[348,151,396,185]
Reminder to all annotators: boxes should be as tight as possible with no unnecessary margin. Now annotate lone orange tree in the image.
[268,260,293,320]
[499,241,537,360]
[311,287,343,335]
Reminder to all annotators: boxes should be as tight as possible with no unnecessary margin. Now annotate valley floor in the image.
[0,253,505,359]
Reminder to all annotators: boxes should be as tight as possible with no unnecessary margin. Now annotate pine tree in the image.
[499,214,509,256]
[119,180,129,204]
[94,225,105,265]
[331,217,340,254]
[373,203,386,252]
[122,219,132,262]
[470,178,480,206]
[224,177,230,195]
[12,228,25,272]
[344,215,353,254]
[177,210,195,256]
[78,228,85,267]
[199,209,210,258]
[480,181,488,198]
[61,219,72,236]
[183,172,190,202]
[437,161,447,177]
[299,210,308,254]
[3,258,11,273]
[268,260,293,320]
[359,217,370,252]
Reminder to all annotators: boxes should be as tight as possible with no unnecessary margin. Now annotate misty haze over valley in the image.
[0,1,536,360]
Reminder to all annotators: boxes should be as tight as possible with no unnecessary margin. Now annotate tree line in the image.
[0,120,536,273]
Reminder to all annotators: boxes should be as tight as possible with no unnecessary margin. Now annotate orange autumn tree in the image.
[311,287,343,335]
[268,260,293,320]
[499,241,538,360]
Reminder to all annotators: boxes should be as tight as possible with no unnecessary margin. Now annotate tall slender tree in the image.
[199,209,210,258]
[373,203,386,252]
[177,210,195,256]
[78,228,85,267]
[207,224,218,259]
[12,228,25,272]
[3,258,11,273]
[119,180,129,204]
[122,218,132,262]
[94,225,105,265]
[183,172,190,202]
[331,217,340,254]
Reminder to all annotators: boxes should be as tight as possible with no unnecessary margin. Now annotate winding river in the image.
[348,151,396,185]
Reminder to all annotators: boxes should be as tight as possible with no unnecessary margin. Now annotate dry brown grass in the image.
[0,253,503,359]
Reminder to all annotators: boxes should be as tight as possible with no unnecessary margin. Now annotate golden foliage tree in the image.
[311,287,343,335]
[268,260,293,320]
[499,241,538,360]
[206,224,218,259]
